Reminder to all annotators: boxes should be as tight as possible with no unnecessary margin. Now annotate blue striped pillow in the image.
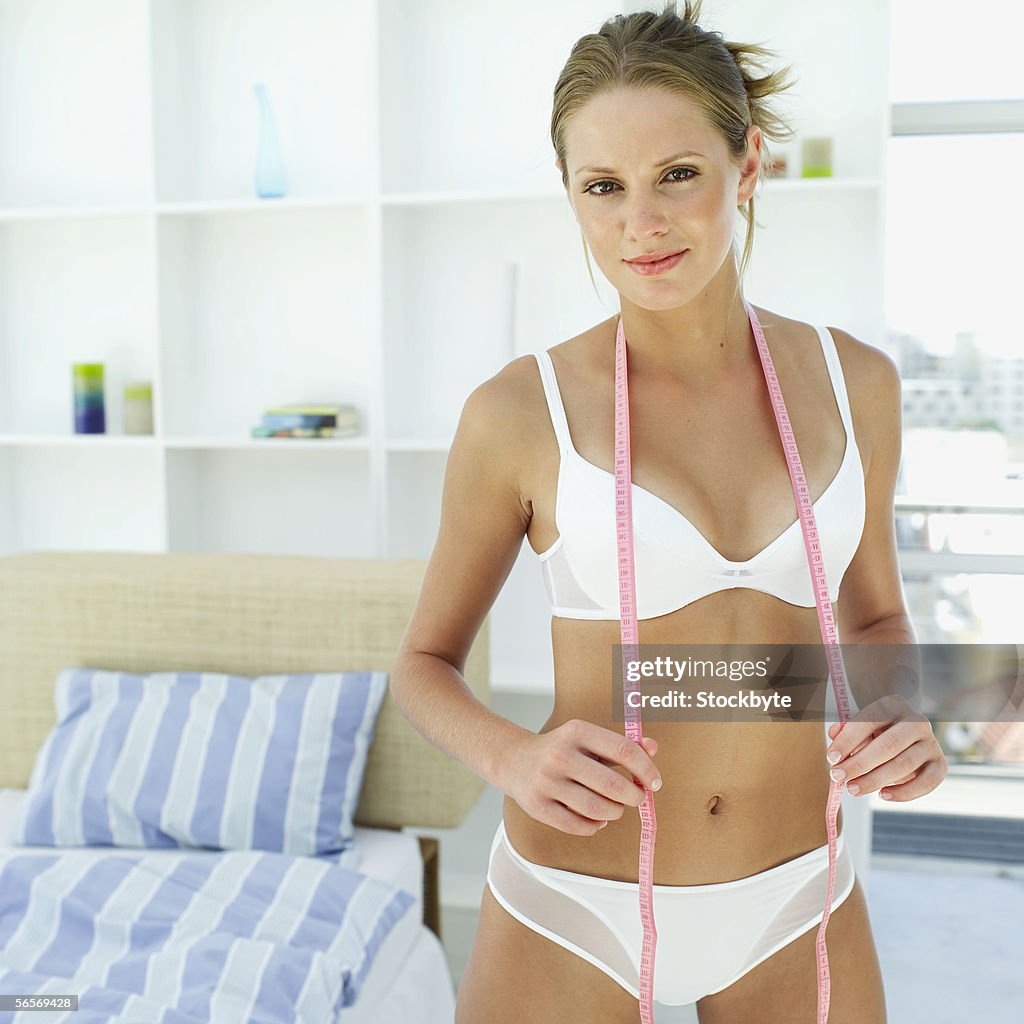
[13,667,388,855]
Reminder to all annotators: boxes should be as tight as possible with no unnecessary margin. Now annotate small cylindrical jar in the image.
[123,381,154,435]
[800,136,833,177]
[73,363,106,434]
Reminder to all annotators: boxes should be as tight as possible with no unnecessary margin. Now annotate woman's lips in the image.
[625,250,687,275]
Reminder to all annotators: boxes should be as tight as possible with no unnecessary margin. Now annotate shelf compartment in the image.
[151,0,373,204]
[382,199,618,441]
[0,0,151,208]
[166,447,374,557]
[377,0,603,195]
[0,444,164,555]
[0,215,157,437]
[156,205,373,440]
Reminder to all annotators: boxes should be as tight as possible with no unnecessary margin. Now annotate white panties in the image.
[486,819,856,1006]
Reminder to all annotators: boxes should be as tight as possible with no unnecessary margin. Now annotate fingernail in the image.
[830,767,846,782]
[847,783,861,795]
[651,778,662,791]
[826,750,842,765]
[599,821,608,828]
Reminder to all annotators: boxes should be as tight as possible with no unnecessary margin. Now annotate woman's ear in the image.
[739,124,763,203]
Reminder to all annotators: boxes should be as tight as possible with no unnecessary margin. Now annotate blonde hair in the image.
[551,0,797,306]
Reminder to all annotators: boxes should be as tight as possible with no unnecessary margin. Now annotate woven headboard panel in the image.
[0,550,488,830]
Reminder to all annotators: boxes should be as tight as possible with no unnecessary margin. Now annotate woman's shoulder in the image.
[813,320,902,476]
[817,319,899,380]
[762,310,899,451]
[819,321,901,419]
[461,336,587,465]
[765,308,898,395]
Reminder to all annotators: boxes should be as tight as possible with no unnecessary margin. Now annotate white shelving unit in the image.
[0,0,891,695]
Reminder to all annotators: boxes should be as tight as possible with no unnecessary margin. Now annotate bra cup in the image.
[558,457,621,612]
[812,448,866,605]
[555,444,864,618]
[557,459,707,615]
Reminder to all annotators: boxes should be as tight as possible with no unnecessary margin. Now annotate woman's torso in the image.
[503,305,873,885]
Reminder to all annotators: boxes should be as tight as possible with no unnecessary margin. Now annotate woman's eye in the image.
[582,167,697,196]
[667,167,697,183]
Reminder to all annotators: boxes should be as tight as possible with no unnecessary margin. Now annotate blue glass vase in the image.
[254,82,287,198]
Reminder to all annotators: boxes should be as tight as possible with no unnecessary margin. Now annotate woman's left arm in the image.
[825,332,948,803]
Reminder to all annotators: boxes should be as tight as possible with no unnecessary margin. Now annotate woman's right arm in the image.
[388,360,538,791]
[389,357,662,835]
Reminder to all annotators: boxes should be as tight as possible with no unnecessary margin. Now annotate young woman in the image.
[390,3,948,1021]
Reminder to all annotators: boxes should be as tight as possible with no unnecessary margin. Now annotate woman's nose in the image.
[622,196,670,236]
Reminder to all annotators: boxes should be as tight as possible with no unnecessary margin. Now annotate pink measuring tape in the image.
[613,299,852,1023]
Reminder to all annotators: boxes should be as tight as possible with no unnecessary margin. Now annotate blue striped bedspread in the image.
[0,844,416,1022]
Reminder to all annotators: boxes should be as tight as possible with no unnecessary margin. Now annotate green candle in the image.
[73,363,105,434]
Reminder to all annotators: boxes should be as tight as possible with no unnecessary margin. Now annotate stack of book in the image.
[251,403,359,439]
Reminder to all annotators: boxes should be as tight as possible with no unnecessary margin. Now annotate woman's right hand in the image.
[500,719,662,836]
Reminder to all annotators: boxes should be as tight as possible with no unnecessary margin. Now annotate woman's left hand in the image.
[825,694,948,802]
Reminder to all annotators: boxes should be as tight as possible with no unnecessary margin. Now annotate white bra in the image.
[530,325,866,620]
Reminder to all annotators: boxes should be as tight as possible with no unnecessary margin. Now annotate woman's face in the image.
[557,86,761,309]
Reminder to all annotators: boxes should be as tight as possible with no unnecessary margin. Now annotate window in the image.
[888,2,1023,775]
[891,1,1024,103]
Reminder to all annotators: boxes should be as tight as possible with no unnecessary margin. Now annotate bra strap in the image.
[816,326,856,435]
[531,351,575,456]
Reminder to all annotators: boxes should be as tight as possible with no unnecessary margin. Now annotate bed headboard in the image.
[0,550,489,831]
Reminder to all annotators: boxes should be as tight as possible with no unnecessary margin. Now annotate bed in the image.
[0,551,489,1023]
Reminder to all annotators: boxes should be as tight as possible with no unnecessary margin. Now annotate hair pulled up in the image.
[551,0,798,300]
